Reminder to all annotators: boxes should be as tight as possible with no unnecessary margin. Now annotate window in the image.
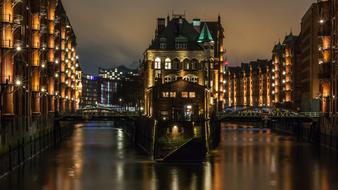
[155,71,162,79]
[172,58,180,70]
[164,75,178,83]
[160,43,166,49]
[191,59,199,70]
[160,37,167,50]
[183,75,198,83]
[162,92,169,98]
[170,92,176,98]
[155,57,161,69]
[189,92,196,98]
[183,59,191,70]
[181,92,189,98]
[165,58,171,70]
[175,36,188,50]
[175,43,187,49]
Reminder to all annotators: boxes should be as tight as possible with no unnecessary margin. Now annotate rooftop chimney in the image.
[193,18,201,32]
[156,18,166,36]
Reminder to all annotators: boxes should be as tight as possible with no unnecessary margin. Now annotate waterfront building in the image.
[0,0,81,145]
[143,14,225,121]
[224,60,272,108]
[271,33,299,108]
[316,0,338,139]
[294,3,321,112]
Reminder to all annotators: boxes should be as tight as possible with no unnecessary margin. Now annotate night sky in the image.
[62,0,313,75]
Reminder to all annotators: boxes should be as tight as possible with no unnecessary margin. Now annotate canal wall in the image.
[134,117,220,161]
[0,117,77,178]
[270,119,321,144]
[134,118,155,155]
[319,117,338,149]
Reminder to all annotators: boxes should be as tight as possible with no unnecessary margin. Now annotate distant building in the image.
[271,33,299,108]
[81,75,99,107]
[224,60,272,108]
[294,3,321,112]
[81,66,143,108]
[98,65,138,81]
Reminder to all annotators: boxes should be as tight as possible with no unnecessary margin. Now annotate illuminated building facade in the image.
[317,0,337,132]
[294,3,321,112]
[143,14,225,120]
[224,60,272,108]
[0,0,81,145]
[271,33,298,107]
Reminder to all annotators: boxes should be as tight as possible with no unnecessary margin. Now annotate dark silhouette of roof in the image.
[148,17,205,51]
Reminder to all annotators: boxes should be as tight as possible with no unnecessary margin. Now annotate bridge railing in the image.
[299,112,321,118]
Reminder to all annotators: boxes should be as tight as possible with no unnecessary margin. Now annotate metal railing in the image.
[300,112,321,118]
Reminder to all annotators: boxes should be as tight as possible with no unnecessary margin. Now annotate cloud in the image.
[62,0,311,74]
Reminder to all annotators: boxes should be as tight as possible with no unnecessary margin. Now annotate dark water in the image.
[1,122,338,190]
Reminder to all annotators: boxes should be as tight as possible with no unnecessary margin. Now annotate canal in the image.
[0,122,338,190]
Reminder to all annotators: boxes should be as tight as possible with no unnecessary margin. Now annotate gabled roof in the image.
[148,17,203,51]
[283,32,298,44]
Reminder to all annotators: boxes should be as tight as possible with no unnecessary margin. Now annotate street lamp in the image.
[15,79,22,87]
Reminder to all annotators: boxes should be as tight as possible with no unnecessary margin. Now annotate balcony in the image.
[0,40,13,48]
[0,14,13,23]
[318,63,331,79]
[32,24,40,31]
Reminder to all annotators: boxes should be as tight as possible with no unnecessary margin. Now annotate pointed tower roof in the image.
[197,23,214,43]
[272,42,284,52]
[283,32,298,44]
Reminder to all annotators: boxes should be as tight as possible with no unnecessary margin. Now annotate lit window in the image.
[189,92,196,98]
[181,92,188,98]
[164,75,178,83]
[183,74,198,83]
[170,92,176,98]
[165,58,171,70]
[155,57,161,69]
[162,92,169,98]
[175,43,187,49]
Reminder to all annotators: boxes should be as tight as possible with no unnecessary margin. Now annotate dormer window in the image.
[160,43,167,49]
[160,37,167,50]
[175,43,187,49]
[175,36,188,50]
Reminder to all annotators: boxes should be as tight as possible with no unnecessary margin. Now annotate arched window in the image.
[183,59,192,70]
[183,74,198,83]
[192,59,199,70]
[165,58,171,70]
[172,58,180,70]
[164,75,178,83]
[154,57,161,69]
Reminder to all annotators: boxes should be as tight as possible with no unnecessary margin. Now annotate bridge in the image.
[57,106,141,122]
[218,107,320,123]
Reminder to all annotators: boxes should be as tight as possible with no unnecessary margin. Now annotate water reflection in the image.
[0,123,338,190]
